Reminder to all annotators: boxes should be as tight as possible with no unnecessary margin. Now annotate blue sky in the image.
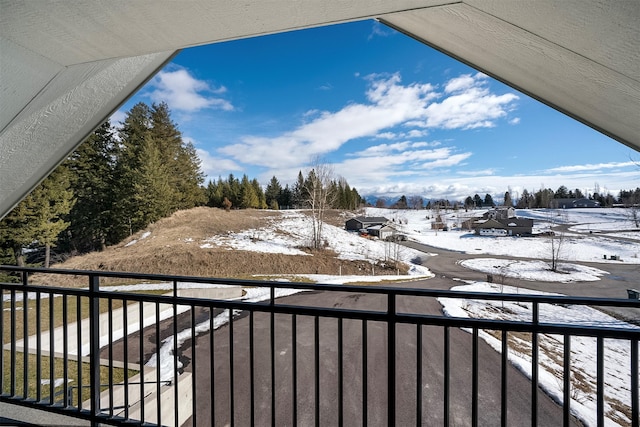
[113,20,638,202]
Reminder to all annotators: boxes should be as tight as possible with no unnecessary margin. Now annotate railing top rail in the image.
[2,264,640,308]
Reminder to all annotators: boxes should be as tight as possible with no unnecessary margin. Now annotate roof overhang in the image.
[1,1,638,218]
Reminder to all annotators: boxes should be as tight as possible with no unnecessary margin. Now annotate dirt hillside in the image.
[36,207,398,287]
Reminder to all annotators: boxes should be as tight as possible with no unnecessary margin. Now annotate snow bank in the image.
[439,282,638,427]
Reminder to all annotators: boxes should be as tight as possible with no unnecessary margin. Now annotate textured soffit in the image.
[0,0,638,219]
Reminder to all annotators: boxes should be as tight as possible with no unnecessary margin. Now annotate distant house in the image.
[345,216,389,232]
[366,224,398,240]
[551,198,600,209]
[473,217,533,236]
[483,207,515,220]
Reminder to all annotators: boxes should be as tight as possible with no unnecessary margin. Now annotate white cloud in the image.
[424,85,518,130]
[444,73,478,93]
[109,110,127,127]
[458,169,497,176]
[357,169,639,201]
[544,161,637,173]
[368,21,395,40]
[219,73,438,167]
[219,72,517,169]
[145,67,233,112]
[196,148,242,181]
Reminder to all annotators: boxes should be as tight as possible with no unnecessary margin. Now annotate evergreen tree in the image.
[150,102,205,209]
[473,194,483,208]
[464,196,474,209]
[516,189,533,208]
[503,191,513,207]
[265,176,283,209]
[293,171,305,208]
[278,185,292,209]
[251,178,267,209]
[0,167,74,266]
[484,193,495,207]
[205,179,223,207]
[240,175,259,208]
[31,166,75,267]
[0,196,37,266]
[63,121,117,252]
[111,102,152,241]
[394,195,408,209]
[130,135,177,226]
[227,174,241,208]
[554,185,569,199]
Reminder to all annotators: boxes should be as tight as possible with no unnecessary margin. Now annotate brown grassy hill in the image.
[36,207,399,287]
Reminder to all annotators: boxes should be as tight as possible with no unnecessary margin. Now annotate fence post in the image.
[388,292,396,426]
[89,274,101,426]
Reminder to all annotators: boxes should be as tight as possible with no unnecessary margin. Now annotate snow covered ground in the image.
[10,207,636,426]
[364,207,640,264]
[439,282,638,427]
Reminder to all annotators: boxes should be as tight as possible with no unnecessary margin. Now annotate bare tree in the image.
[384,237,405,269]
[302,160,337,250]
[546,211,566,271]
[408,195,424,210]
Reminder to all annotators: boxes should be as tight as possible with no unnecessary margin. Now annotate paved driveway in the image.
[182,282,582,426]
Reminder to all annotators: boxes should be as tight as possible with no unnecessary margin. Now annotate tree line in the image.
[379,185,640,210]
[0,101,364,267]
[204,171,363,212]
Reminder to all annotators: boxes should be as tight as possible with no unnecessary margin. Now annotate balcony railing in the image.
[1,265,638,426]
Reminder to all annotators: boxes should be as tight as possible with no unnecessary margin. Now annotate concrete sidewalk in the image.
[5,286,242,358]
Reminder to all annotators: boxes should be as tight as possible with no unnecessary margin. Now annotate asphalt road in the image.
[9,239,634,426]
[176,241,639,426]
[402,240,640,324]
[179,283,583,426]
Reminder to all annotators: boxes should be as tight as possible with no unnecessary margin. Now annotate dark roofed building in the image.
[474,217,533,236]
[345,216,389,231]
[551,198,600,209]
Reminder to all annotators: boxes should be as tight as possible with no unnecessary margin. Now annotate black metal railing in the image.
[1,265,639,426]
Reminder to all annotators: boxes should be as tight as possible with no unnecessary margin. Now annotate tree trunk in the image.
[44,243,51,268]
[13,243,24,267]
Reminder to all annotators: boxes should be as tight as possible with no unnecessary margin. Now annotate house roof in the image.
[351,216,389,224]
[475,217,533,229]
[2,1,638,218]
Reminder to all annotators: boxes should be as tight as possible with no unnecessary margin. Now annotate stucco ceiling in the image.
[1,0,638,218]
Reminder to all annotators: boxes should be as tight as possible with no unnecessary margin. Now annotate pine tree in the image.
[503,191,513,207]
[0,196,37,266]
[279,185,292,210]
[31,166,75,267]
[251,178,267,209]
[150,102,204,210]
[400,195,410,209]
[130,135,177,226]
[64,121,117,252]
[0,167,74,266]
[293,171,305,208]
[111,102,152,241]
[205,179,223,207]
[484,194,495,207]
[265,176,282,209]
[473,194,483,208]
[464,196,474,209]
[240,175,259,208]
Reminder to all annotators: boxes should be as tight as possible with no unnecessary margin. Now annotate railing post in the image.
[531,301,539,427]
[388,292,396,426]
[89,274,101,426]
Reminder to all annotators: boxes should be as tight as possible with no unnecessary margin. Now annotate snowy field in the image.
[11,207,637,426]
[364,207,640,264]
[439,282,637,427]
